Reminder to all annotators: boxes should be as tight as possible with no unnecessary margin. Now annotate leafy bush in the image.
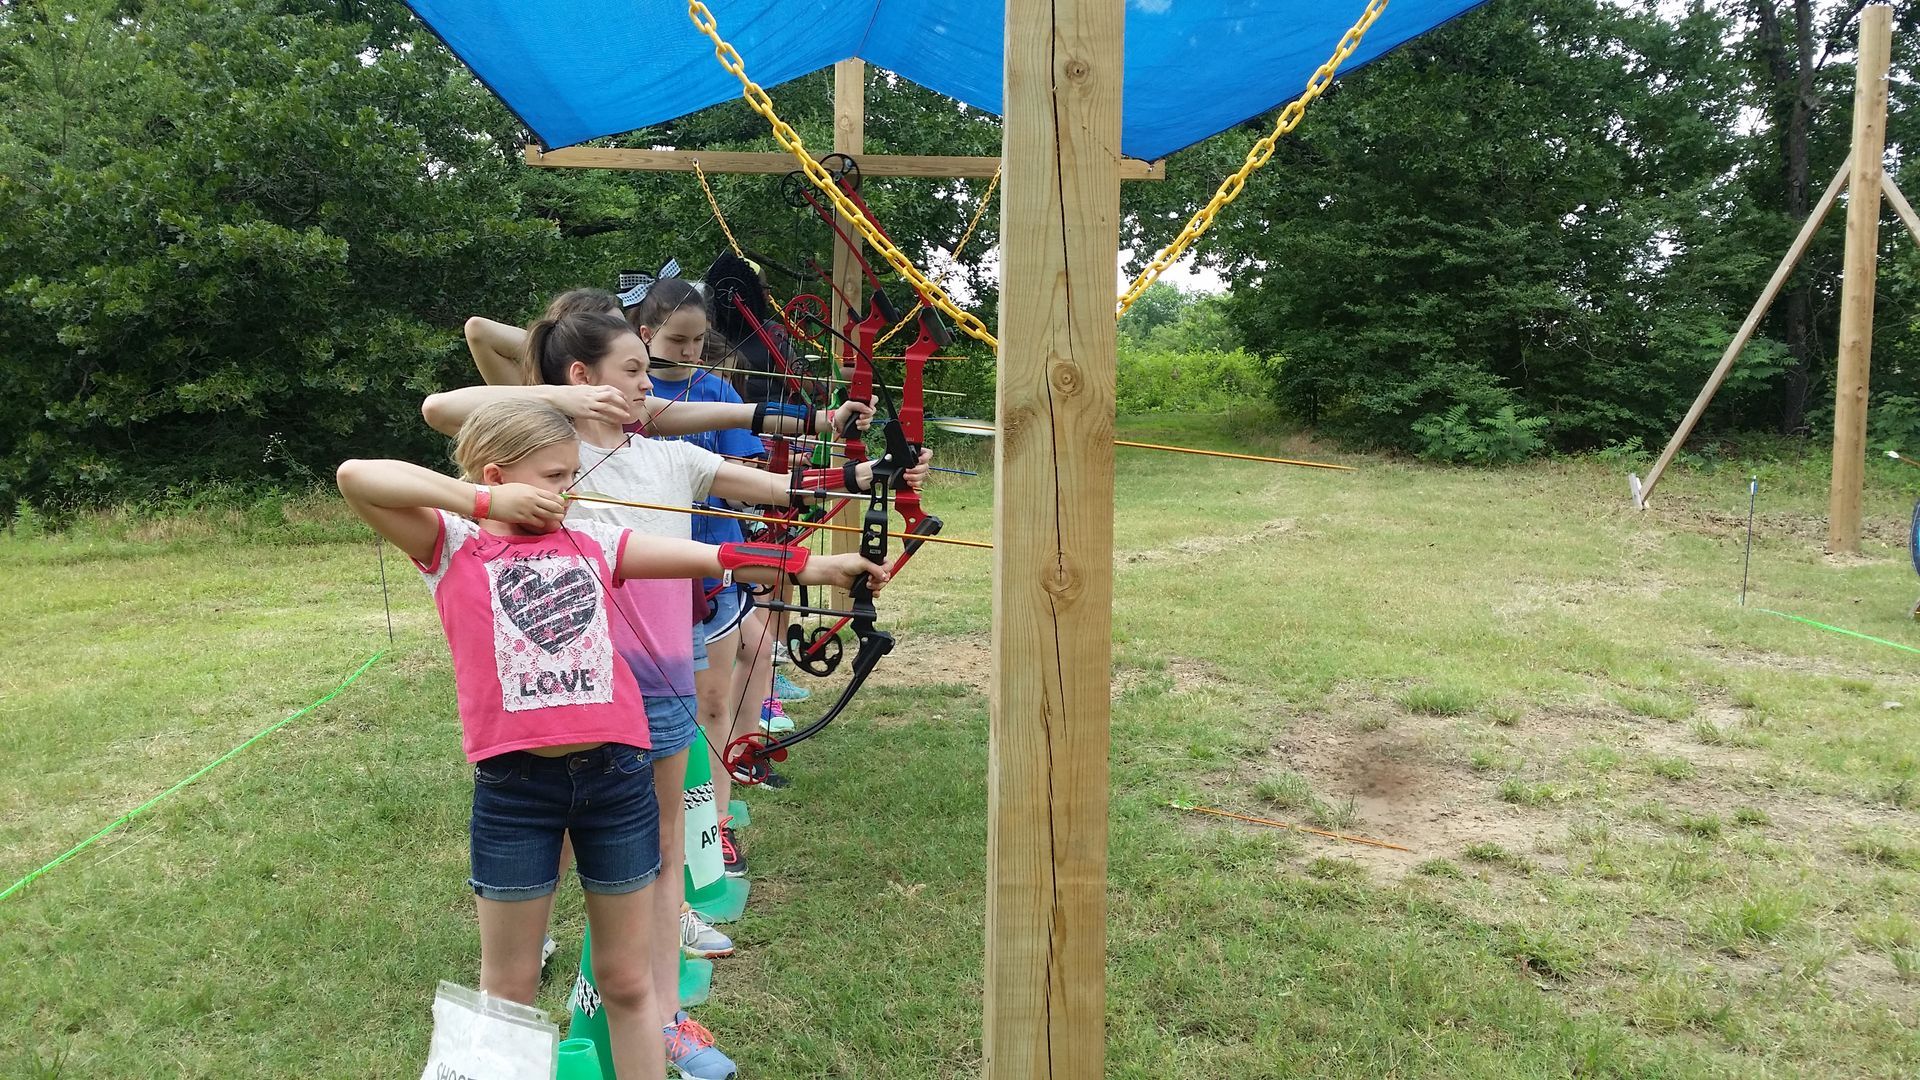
[1116,347,1263,414]
[1412,403,1550,464]
[1870,392,1920,455]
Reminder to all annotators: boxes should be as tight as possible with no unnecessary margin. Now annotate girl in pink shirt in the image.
[335,400,884,1080]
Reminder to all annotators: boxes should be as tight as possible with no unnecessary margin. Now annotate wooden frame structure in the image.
[529,31,1142,1074]
[531,60,1160,609]
[524,144,1165,179]
[1633,5,1901,554]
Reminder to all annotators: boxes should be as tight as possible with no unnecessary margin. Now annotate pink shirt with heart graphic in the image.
[414,511,650,762]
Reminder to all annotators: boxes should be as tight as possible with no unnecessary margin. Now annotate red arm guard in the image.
[717,541,811,579]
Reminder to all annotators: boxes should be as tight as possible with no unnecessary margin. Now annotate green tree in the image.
[0,0,573,506]
[1117,0,1820,458]
[0,0,1007,510]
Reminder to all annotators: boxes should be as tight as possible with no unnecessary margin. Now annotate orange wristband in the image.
[472,485,492,520]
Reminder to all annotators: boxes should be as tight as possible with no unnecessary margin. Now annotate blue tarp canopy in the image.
[405,0,1482,161]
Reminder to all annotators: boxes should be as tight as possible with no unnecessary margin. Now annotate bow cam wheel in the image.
[786,623,844,677]
[820,153,861,192]
[785,294,828,340]
[725,731,787,786]
[780,169,814,210]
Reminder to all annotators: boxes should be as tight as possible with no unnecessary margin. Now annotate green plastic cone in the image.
[568,926,712,1078]
[566,926,616,1080]
[684,749,748,923]
[556,1037,606,1080]
[679,955,713,1008]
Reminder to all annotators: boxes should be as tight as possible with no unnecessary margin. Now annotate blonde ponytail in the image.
[451,400,577,482]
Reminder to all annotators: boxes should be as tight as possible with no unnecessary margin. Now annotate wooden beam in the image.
[984,0,1120,1075]
[1632,157,1850,508]
[523,145,1165,180]
[1829,4,1892,554]
[828,59,866,604]
[1883,173,1920,250]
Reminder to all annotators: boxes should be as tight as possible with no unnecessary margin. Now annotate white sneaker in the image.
[680,909,735,959]
[771,640,791,666]
[540,935,557,968]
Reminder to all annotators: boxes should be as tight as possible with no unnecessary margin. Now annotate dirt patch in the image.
[1491,575,1676,619]
[1259,704,1555,879]
[1121,519,1300,564]
[1112,656,1232,698]
[1233,689,1912,883]
[867,633,991,692]
[1693,640,1920,683]
[876,639,1228,702]
[1649,499,1911,551]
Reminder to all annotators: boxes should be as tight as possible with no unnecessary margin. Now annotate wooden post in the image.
[1632,158,1850,507]
[985,0,1121,1075]
[830,59,867,340]
[829,58,866,603]
[1828,4,1893,553]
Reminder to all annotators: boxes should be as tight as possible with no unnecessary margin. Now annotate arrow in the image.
[711,447,978,478]
[929,418,1355,472]
[655,362,967,397]
[562,492,993,550]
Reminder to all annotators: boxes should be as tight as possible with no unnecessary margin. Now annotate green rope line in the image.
[1755,609,1920,657]
[0,650,387,903]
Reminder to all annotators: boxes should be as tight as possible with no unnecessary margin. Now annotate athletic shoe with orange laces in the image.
[664,1010,737,1079]
[719,817,747,878]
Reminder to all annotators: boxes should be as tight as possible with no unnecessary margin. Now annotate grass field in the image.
[7,409,1920,1077]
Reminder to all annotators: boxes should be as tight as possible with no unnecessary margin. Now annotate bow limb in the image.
[725,616,893,784]
[722,290,827,414]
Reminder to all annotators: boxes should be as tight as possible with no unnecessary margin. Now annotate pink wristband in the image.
[472,485,492,520]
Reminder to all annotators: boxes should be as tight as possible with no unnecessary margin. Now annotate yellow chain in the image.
[874,165,1001,351]
[1116,0,1389,317]
[687,0,999,349]
[692,158,747,260]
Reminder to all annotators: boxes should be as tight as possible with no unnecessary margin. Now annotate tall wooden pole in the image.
[1828,4,1893,553]
[829,58,866,600]
[985,0,1121,1075]
[830,59,867,339]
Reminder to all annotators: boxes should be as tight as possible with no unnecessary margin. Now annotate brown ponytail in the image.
[527,311,636,386]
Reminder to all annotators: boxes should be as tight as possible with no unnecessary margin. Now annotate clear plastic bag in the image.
[420,981,558,1080]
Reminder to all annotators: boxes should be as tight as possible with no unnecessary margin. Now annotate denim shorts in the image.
[469,743,661,901]
[643,694,699,759]
[699,585,750,646]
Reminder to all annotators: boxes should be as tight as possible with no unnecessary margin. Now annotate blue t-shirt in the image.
[647,369,765,551]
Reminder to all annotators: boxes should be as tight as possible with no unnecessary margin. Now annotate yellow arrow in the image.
[562,493,993,550]
[929,418,1355,472]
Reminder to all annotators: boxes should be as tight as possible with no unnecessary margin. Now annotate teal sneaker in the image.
[771,670,811,702]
